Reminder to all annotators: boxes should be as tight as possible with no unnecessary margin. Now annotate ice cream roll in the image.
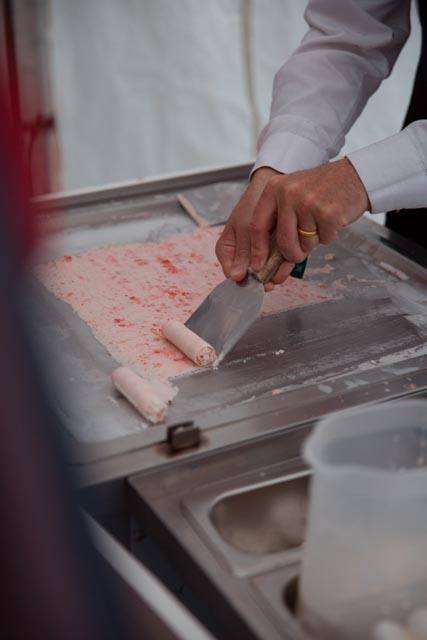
[162,320,216,366]
[112,366,177,424]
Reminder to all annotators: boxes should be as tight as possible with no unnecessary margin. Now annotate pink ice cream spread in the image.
[36,226,332,380]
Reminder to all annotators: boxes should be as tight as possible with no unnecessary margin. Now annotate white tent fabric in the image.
[49,0,421,194]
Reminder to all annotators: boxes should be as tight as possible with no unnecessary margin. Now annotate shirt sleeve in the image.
[347,120,427,212]
[253,0,411,175]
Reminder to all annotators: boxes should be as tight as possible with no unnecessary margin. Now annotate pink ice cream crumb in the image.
[35,226,334,380]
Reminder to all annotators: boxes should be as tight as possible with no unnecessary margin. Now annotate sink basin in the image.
[210,474,310,555]
[252,564,313,638]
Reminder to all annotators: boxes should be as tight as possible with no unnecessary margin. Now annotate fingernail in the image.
[230,266,244,280]
[251,257,263,271]
[222,263,232,277]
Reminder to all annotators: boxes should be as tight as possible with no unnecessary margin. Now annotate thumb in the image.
[215,224,236,277]
[249,181,278,271]
[230,224,251,281]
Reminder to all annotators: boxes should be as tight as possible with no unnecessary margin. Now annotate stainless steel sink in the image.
[129,429,328,638]
[182,467,313,637]
[210,474,309,555]
[251,563,312,639]
[130,395,427,639]
[182,467,311,577]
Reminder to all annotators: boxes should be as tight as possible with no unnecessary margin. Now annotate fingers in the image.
[249,181,278,271]
[270,260,295,285]
[296,209,320,253]
[215,224,236,277]
[299,233,319,253]
[275,203,306,264]
[316,213,340,244]
[217,169,341,287]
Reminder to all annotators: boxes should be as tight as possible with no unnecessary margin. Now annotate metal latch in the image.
[167,421,200,452]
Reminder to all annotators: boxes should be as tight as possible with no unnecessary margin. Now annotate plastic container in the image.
[299,400,427,640]
[408,608,427,638]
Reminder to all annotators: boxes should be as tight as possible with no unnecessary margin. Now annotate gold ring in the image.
[297,227,318,238]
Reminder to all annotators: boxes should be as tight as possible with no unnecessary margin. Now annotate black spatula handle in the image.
[254,235,307,283]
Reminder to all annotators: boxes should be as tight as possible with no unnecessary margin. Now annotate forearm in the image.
[254,0,411,175]
[347,120,427,213]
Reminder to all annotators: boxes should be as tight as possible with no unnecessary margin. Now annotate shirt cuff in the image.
[347,129,427,213]
[252,130,329,176]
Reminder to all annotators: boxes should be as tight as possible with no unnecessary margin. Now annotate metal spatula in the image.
[185,237,307,364]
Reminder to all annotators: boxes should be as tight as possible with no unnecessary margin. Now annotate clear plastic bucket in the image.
[299,400,427,640]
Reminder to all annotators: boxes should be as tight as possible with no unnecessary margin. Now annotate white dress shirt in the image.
[253,0,427,214]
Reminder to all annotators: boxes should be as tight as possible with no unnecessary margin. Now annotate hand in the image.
[248,158,369,284]
[215,167,295,291]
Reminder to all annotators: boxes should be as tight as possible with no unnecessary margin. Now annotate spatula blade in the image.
[185,275,264,362]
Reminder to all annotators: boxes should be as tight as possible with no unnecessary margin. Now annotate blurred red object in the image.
[0,80,133,639]
[0,83,37,263]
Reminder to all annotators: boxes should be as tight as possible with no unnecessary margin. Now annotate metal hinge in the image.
[167,421,200,452]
